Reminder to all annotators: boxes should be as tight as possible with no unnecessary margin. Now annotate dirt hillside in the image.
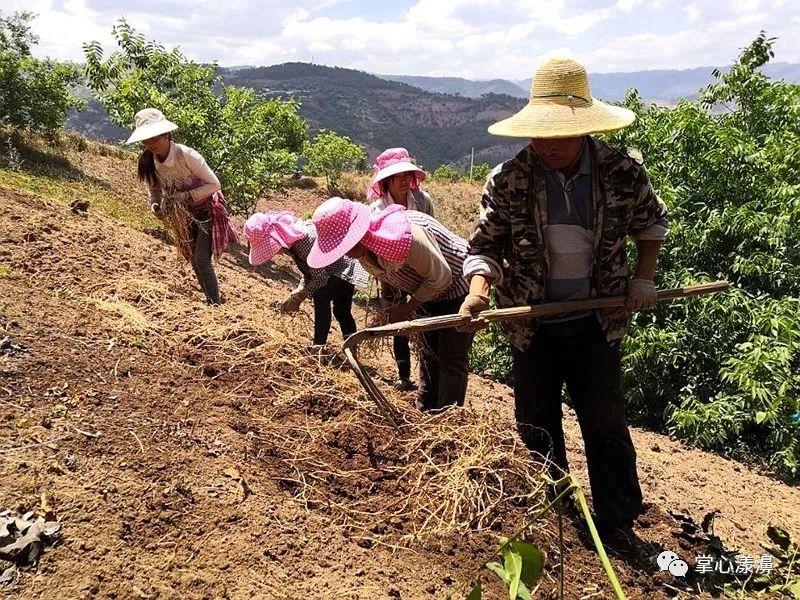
[0,139,798,599]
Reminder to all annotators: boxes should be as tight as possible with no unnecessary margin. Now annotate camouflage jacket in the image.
[466,136,668,351]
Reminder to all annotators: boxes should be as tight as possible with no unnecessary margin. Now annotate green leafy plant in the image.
[432,163,463,182]
[463,474,627,600]
[304,129,366,192]
[466,537,543,600]
[82,19,307,215]
[607,32,800,477]
[469,163,492,182]
[0,11,83,133]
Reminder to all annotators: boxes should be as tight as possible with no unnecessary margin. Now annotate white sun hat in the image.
[125,108,179,144]
[488,57,635,139]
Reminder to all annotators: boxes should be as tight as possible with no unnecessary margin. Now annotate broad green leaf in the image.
[766,525,792,551]
[509,540,544,586]
[486,562,510,585]
[465,579,482,600]
[503,548,523,600]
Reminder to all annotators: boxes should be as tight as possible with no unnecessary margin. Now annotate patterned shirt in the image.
[359,211,469,303]
[463,136,669,351]
[289,223,369,296]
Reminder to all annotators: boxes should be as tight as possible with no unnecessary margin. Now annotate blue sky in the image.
[5,0,800,79]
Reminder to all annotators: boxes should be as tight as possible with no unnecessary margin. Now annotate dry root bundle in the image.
[82,273,548,543]
[255,363,547,542]
[158,195,195,261]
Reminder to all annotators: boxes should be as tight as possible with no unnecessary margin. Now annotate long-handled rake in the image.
[342,281,729,427]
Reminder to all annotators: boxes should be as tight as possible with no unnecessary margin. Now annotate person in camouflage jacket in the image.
[460,56,668,540]
[466,136,668,350]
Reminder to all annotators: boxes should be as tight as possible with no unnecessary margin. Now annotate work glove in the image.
[626,278,657,311]
[280,290,305,314]
[456,293,490,332]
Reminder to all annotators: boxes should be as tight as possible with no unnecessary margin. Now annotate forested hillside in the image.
[221,63,525,168]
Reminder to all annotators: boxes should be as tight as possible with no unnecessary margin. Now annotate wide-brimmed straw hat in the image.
[126,108,179,144]
[307,197,372,268]
[366,148,426,200]
[488,57,635,139]
[243,210,307,265]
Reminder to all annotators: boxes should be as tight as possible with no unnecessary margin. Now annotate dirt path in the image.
[0,185,797,599]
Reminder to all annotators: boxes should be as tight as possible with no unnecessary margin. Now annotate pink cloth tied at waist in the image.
[188,191,238,259]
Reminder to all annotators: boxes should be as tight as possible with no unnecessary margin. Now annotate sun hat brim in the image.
[126,120,179,144]
[248,237,283,266]
[488,98,635,139]
[369,161,426,188]
[306,203,372,269]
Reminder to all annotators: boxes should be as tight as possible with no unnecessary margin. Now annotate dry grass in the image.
[335,171,482,238]
[3,130,545,545]
[81,271,547,544]
[0,128,157,231]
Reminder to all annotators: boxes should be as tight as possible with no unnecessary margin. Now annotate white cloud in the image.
[8,0,800,78]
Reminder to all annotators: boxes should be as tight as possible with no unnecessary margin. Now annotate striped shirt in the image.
[289,223,369,296]
[360,211,469,302]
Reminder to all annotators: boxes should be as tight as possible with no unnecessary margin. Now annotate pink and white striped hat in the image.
[243,210,307,265]
[307,197,372,268]
[366,147,426,200]
[362,204,412,264]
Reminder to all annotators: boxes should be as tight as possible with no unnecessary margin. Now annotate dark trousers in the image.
[383,286,411,380]
[189,219,220,305]
[512,315,642,527]
[393,336,411,380]
[312,277,357,345]
[417,296,474,410]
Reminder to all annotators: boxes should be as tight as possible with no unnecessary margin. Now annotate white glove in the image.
[626,279,657,311]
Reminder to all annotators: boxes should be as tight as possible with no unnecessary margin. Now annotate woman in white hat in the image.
[367,148,435,390]
[127,108,237,305]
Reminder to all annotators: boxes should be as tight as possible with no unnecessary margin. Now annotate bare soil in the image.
[0,182,798,600]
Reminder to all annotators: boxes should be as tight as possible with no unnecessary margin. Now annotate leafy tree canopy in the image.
[83,19,308,214]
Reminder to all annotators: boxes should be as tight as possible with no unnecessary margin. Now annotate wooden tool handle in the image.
[342,281,728,350]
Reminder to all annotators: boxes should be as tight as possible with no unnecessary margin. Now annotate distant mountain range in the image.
[217,63,525,168]
[67,61,800,168]
[381,75,528,99]
[383,62,800,102]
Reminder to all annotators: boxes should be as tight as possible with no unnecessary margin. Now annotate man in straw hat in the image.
[459,57,668,542]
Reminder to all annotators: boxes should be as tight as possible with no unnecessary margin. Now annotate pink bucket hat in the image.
[366,148,426,200]
[362,205,412,264]
[307,197,372,268]
[243,210,307,265]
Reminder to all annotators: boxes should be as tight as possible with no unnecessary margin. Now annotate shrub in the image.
[0,11,83,133]
[469,162,492,182]
[304,129,366,192]
[432,163,463,181]
[83,19,307,215]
